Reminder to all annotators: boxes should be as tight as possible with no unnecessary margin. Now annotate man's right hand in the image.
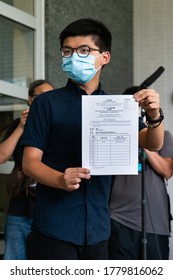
[62,167,91,191]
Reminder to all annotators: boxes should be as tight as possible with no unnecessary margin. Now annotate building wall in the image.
[133,0,173,260]
[45,0,133,94]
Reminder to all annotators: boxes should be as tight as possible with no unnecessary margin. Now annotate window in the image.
[0,0,45,237]
[1,0,34,15]
[0,16,34,87]
[0,0,45,168]
[0,0,45,100]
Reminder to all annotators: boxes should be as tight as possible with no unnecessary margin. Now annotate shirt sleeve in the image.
[159,130,173,158]
[20,96,52,151]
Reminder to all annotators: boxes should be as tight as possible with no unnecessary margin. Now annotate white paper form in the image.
[82,95,139,175]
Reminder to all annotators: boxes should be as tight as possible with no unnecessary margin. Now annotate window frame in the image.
[0,0,45,101]
[0,0,45,174]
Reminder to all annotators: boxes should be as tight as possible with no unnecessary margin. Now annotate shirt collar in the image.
[66,79,104,97]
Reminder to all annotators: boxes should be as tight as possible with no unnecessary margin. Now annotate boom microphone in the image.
[122,66,165,95]
[139,66,165,89]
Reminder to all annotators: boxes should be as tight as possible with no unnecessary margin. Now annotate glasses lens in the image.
[77,46,90,57]
[61,47,72,57]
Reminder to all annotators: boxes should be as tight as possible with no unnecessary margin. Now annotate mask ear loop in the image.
[95,65,102,73]
[94,52,104,72]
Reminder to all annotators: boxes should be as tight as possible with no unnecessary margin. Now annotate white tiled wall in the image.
[133,0,173,259]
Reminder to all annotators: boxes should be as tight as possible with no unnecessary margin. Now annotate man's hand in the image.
[62,167,91,191]
[133,89,160,120]
[19,109,29,129]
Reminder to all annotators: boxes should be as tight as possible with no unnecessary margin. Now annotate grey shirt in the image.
[110,130,173,236]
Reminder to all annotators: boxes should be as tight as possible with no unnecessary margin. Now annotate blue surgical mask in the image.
[62,53,101,84]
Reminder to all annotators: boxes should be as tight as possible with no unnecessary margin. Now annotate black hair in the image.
[59,18,112,53]
[28,79,54,97]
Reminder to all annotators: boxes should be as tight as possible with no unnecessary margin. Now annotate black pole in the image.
[122,66,165,259]
[140,147,147,259]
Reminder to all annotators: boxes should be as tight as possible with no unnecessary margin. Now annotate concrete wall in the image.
[45,0,133,94]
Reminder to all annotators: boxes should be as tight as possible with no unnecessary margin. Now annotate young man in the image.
[21,18,164,260]
[0,79,54,259]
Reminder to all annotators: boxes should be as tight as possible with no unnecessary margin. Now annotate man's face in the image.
[62,35,110,70]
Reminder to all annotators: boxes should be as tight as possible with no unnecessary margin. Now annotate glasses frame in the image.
[60,45,103,58]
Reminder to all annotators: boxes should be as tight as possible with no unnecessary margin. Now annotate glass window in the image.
[1,0,34,15]
[0,16,34,87]
[0,0,44,238]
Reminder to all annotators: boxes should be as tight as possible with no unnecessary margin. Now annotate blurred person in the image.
[21,18,164,260]
[108,87,173,260]
[0,79,54,260]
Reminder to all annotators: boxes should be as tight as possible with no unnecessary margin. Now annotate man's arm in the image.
[0,109,29,164]
[134,89,164,150]
[139,124,164,151]
[144,149,173,179]
[22,146,91,191]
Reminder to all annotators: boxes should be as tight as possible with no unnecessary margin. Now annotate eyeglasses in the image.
[60,45,103,58]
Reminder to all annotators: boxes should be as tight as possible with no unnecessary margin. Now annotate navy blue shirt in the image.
[21,79,145,245]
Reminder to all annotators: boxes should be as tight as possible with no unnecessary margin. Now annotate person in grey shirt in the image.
[109,126,173,259]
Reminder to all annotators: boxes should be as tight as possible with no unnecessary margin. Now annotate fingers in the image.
[20,109,29,128]
[64,167,91,191]
[133,89,160,117]
[133,89,159,105]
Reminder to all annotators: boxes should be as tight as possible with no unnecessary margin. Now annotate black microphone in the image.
[122,66,165,96]
[139,66,165,89]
